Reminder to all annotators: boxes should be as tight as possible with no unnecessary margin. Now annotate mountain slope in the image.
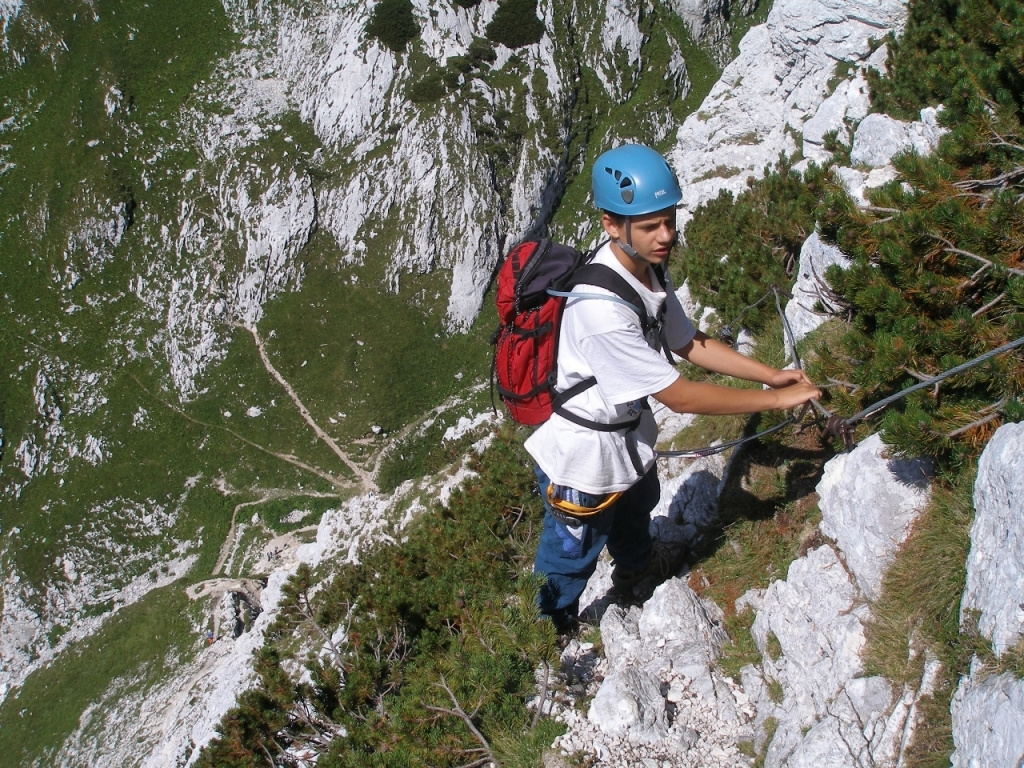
[0,0,762,763]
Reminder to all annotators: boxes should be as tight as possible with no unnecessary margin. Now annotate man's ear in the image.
[601,213,623,240]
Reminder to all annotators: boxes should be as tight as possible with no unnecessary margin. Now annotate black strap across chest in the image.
[552,261,676,477]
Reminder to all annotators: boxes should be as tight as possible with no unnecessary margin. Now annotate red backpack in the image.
[490,239,672,427]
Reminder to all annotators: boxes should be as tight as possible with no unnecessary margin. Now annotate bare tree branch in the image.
[532,660,551,729]
[946,412,1002,438]
[973,292,1006,317]
[927,234,1024,277]
[426,676,500,768]
[825,377,860,393]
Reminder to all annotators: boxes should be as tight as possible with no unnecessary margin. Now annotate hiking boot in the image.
[610,539,687,598]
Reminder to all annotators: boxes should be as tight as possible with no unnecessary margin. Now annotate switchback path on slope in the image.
[242,323,376,493]
[209,481,340,577]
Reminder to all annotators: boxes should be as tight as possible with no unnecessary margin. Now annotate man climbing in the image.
[526,144,821,632]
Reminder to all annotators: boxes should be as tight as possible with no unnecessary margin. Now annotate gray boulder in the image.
[589,579,733,742]
[817,433,933,601]
[588,663,670,743]
[849,108,945,168]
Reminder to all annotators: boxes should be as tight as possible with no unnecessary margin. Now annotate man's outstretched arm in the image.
[654,331,820,415]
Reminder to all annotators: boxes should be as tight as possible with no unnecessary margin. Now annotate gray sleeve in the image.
[662,276,697,351]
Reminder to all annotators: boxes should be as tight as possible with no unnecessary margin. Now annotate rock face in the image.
[951,660,1024,768]
[670,0,908,230]
[557,417,1024,768]
[562,429,943,768]
[960,422,1024,655]
[799,52,877,165]
[818,433,933,602]
[735,433,940,768]
[951,423,1024,768]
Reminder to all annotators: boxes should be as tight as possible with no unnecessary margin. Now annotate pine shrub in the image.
[485,0,545,49]
[869,0,1024,123]
[812,5,1024,469]
[674,155,827,332]
[195,426,561,765]
[366,0,419,53]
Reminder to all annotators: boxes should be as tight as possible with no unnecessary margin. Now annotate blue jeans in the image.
[533,465,660,629]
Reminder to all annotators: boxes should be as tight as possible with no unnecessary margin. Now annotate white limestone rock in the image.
[591,0,647,101]
[751,545,866,722]
[588,578,744,751]
[666,0,727,44]
[781,700,876,768]
[784,232,850,345]
[264,0,568,332]
[229,169,316,327]
[800,71,872,166]
[849,107,946,169]
[748,545,869,767]
[774,673,932,768]
[670,0,908,231]
[961,422,1024,655]
[639,579,729,663]
[663,0,738,65]
[832,164,901,206]
[817,433,933,602]
[951,660,1024,768]
[588,663,669,743]
[740,439,941,766]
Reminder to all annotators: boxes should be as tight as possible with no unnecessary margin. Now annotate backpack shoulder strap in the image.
[566,261,677,364]
[566,262,653,329]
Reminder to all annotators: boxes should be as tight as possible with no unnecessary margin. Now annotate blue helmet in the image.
[592,144,682,215]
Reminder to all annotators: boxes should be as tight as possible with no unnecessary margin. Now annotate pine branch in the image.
[972,292,1006,317]
[945,412,1001,438]
[927,234,1024,277]
[426,676,499,768]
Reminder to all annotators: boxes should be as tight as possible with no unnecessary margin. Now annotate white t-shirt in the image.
[524,243,697,494]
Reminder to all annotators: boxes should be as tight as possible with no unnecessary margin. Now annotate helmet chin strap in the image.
[614,218,645,262]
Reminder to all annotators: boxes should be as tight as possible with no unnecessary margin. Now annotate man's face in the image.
[602,207,677,265]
